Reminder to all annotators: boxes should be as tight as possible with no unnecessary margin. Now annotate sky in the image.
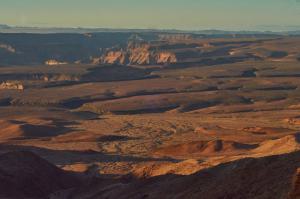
[0,0,300,31]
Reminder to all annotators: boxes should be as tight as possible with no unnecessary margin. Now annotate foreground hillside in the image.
[1,150,300,198]
[1,33,300,198]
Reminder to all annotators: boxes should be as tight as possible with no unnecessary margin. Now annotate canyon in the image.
[1,31,300,198]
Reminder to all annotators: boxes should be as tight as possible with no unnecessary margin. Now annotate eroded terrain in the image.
[1,33,300,198]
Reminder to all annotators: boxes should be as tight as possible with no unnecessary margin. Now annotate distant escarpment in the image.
[0,32,284,66]
[0,32,233,66]
[96,41,181,65]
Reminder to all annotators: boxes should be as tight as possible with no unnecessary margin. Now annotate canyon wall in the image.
[97,41,187,65]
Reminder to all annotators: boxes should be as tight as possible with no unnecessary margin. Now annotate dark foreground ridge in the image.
[0,151,80,198]
[1,150,300,199]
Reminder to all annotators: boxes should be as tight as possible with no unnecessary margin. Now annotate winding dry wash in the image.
[1,1,300,198]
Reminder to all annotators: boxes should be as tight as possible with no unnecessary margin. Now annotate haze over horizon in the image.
[1,0,300,31]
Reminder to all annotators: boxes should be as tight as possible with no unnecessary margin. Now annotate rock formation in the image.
[98,41,178,65]
[0,81,24,90]
[45,59,68,66]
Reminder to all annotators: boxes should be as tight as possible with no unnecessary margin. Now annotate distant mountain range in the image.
[0,24,300,35]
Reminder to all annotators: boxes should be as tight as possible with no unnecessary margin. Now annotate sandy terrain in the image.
[1,34,300,198]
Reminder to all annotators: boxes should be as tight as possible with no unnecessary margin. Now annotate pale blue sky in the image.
[0,0,300,30]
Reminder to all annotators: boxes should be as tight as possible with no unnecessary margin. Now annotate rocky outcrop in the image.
[0,81,24,90]
[45,59,68,66]
[98,41,178,65]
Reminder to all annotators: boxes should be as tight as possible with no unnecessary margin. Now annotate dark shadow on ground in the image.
[0,144,179,166]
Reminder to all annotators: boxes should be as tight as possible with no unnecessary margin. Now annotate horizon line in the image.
[1,23,300,33]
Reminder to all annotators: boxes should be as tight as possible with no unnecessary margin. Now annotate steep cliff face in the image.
[98,41,178,65]
[102,51,129,64]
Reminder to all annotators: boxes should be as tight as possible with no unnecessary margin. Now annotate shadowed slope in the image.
[0,151,80,198]
[75,151,300,199]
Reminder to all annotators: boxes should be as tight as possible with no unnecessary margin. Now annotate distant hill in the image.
[0,24,300,35]
[0,24,10,29]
